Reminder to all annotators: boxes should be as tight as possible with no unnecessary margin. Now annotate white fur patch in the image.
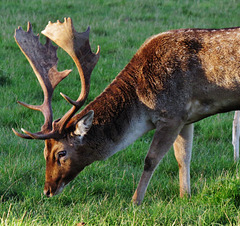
[106,115,155,158]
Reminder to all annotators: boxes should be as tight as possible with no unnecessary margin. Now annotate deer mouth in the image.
[44,182,65,198]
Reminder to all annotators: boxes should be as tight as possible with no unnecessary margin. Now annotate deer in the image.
[12,18,240,205]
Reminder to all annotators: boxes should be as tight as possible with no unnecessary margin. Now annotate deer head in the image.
[13,18,100,197]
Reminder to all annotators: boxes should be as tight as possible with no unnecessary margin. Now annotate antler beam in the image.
[42,17,100,133]
[12,22,71,139]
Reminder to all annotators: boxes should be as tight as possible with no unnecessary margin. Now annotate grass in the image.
[1,0,240,225]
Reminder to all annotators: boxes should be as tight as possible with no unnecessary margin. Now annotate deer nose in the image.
[44,189,51,198]
[44,183,52,197]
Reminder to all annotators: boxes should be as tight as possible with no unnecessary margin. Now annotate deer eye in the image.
[58,150,67,159]
[57,150,67,165]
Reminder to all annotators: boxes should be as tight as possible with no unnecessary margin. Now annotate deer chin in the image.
[53,182,66,196]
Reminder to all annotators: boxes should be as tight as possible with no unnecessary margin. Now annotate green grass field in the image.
[1,0,240,225]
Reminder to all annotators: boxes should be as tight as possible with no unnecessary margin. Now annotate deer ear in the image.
[74,110,94,136]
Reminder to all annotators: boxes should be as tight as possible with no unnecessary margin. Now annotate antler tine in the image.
[17,100,42,111]
[13,22,72,139]
[42,17,100,132]
[12,128,60,140]
[12,128,34,139]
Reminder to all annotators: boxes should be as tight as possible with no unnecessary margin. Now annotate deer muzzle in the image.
[44,181,65,197]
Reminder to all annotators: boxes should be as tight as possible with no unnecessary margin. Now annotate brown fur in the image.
[71,27,240,127]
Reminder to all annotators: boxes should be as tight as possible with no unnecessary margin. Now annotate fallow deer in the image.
[13,18,240,205]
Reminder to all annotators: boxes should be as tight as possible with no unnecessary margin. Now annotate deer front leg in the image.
[232,111,240,162]
[132,119,184,205]
[173,123,193,198]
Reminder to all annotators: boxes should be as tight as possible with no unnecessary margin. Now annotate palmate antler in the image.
[12,18,100,139]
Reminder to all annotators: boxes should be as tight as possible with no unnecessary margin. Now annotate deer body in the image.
[13,19,240,205]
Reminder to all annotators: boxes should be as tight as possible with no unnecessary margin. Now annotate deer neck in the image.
[71,61,154,160]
